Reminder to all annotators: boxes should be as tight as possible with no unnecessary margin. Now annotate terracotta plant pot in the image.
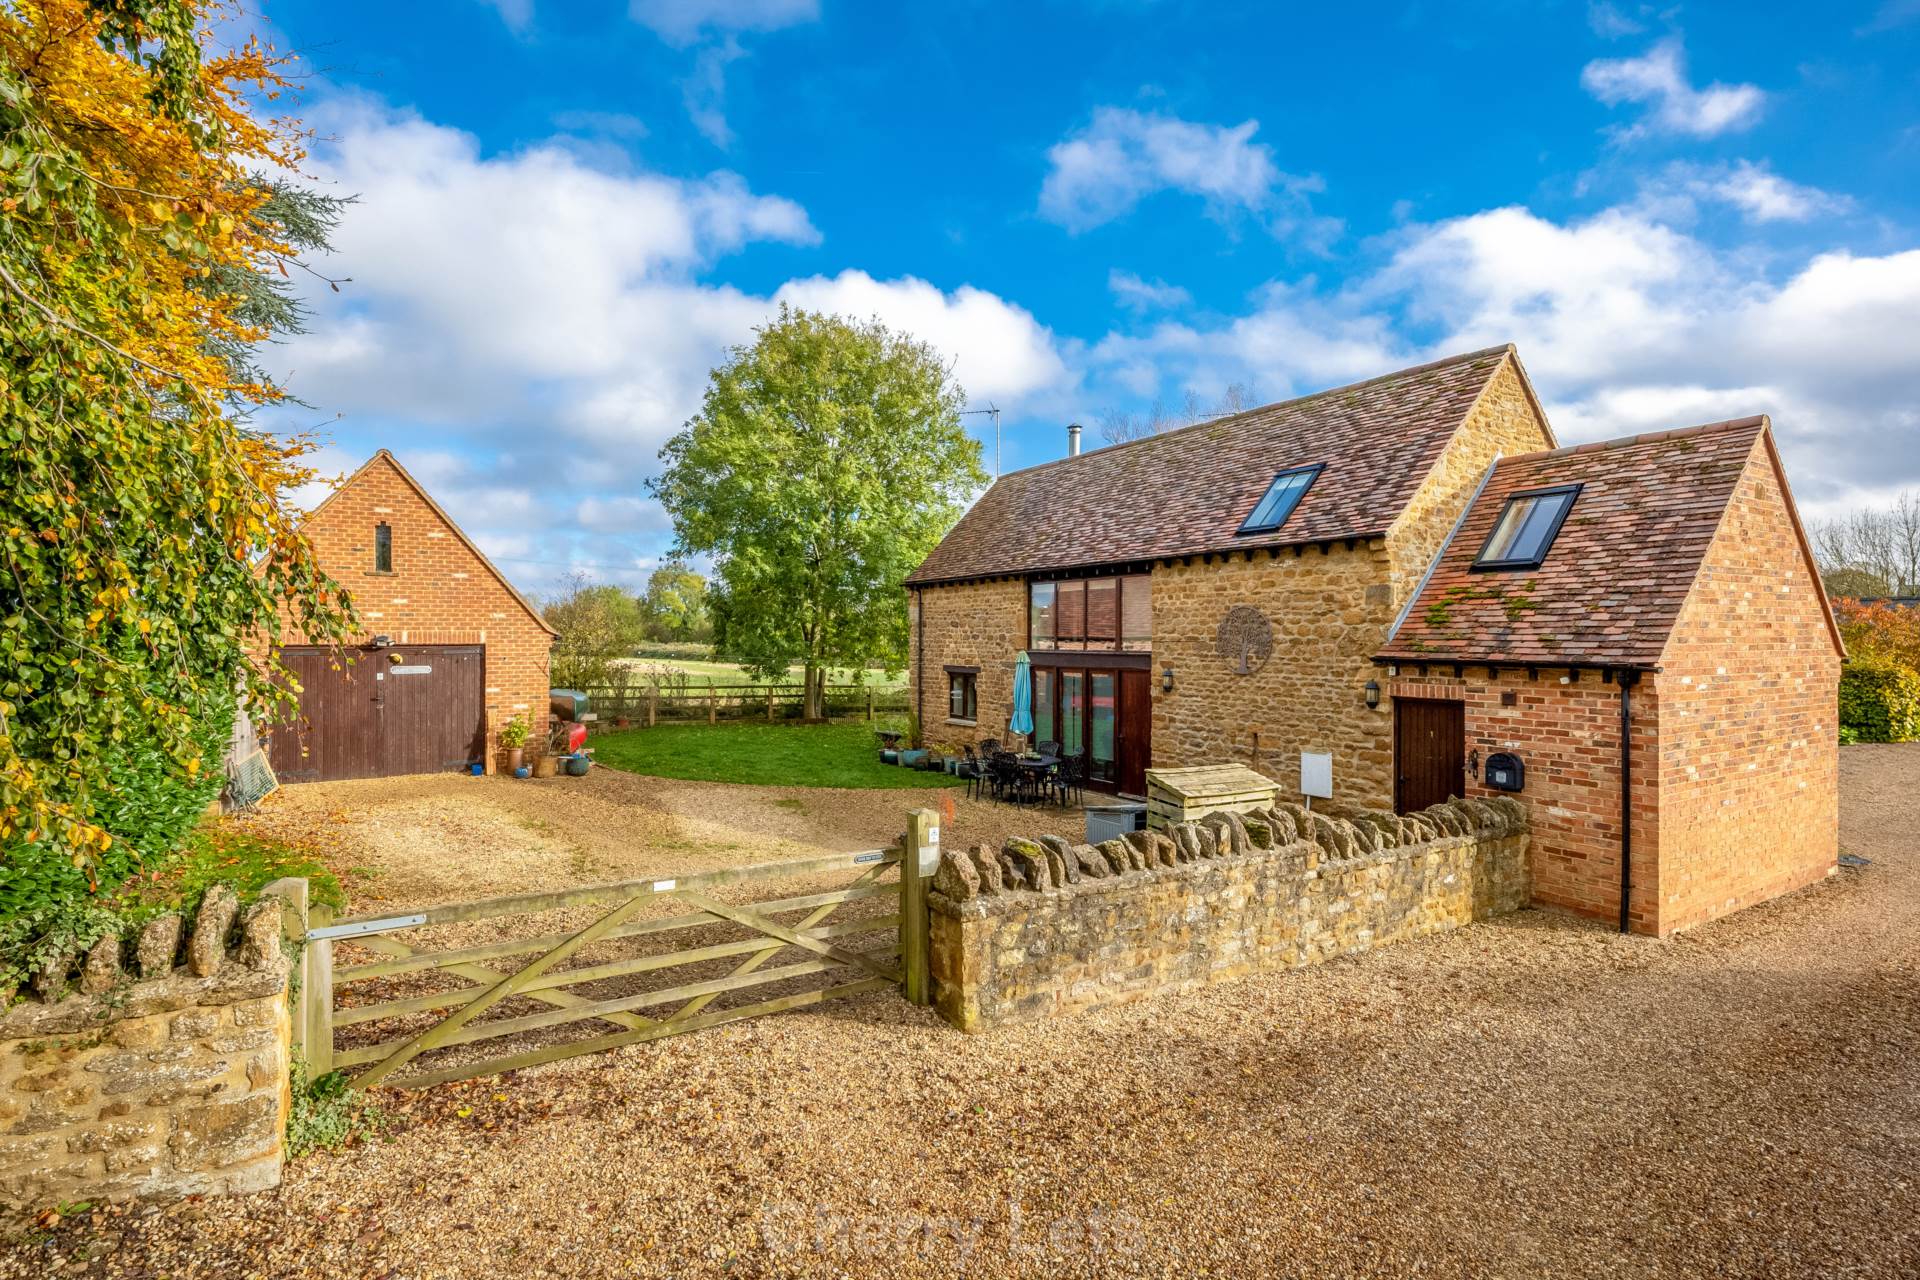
[506,747,524,773]
[533,755,558,779]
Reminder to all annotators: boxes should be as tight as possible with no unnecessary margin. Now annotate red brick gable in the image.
[906,346,1546,586]
[1379,417,1842,668]
[301,451,557,638]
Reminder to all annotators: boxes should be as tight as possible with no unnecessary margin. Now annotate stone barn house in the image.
[906,347,1842,935]
[262,450,556,782]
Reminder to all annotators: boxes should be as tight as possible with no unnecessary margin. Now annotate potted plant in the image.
[499,714,531,774]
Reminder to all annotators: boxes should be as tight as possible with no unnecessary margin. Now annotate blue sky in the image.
[252,0,1920,596]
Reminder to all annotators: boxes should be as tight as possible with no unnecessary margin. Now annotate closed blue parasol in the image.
[1009,650,1034,738]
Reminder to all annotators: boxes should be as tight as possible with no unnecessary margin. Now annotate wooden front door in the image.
[1394,697,1465,814]
[1117,669,1151,797]
[267,645,487,783]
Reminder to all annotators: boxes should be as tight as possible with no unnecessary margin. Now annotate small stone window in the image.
[374,522,393,573]
[1472,484,1580,571]
[946,669,978,723]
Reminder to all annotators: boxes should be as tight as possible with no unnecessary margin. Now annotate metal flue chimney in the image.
[1067,422,1083,457]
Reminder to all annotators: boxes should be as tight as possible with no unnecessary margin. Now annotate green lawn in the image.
[590,721,961,789]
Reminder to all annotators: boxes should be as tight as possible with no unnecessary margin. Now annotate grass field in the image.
[590,721,959,789]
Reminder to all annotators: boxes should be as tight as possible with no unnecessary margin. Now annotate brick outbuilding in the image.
[1378,416,1845,935]
[263,450,556,782]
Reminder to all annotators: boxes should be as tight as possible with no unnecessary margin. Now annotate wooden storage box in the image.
[1145,764,1280,830]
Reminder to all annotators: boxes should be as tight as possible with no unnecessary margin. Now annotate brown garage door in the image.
[1394,697,1465,814]
[266,645,487,783]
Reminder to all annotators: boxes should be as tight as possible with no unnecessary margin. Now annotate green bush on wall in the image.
[1838,658,1920,744]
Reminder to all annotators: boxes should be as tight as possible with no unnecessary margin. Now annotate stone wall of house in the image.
[1388,669,1663,933]
[1651,443,1841,933]
[1149,542,1397,809]
[0,891,292,1209]
[268,451,553,772]
[927,796,1530,1031]
[1383,355,1557,605]
[909,577,1027,745]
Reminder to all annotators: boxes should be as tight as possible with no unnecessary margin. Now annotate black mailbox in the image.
[1484,751,1525,793]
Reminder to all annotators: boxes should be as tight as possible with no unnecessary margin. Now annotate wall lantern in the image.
[1161,666,1175,694]
[1364,679,1381,709]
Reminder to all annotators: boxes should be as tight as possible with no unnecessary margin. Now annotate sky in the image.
[246,0,1920,598]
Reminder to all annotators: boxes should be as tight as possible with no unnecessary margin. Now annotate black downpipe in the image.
[1618,673,1636,934]
[912,586,924,742]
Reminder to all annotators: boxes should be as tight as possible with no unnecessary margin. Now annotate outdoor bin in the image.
[1085,801,1148,845]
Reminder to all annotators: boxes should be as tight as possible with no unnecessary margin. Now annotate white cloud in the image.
[683,37,747,147]
[1587,1,1646,38]
[773,270,1071,405]
[1039,107,1335,245]
[1082,203,1920,514]
[628,0,818,46]
[275,99,1073,596]
[1654,160,1849,224]
[1581,37,1766,139]
[1108,270,1191,313]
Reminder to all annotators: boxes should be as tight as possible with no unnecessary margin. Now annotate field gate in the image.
[266,810,939,1091]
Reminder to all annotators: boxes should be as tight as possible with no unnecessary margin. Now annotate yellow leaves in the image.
[138,618,152,634]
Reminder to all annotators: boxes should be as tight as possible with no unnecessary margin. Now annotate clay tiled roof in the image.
[906,346,1527,586]
[1379,417,1773,668]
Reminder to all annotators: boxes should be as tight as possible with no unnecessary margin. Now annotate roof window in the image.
[1472,484,1580,570]
[1237,464,1323,535]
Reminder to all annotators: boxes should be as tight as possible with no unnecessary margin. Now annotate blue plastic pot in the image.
[879,749,899,765]
[898,748,928,767]
[565,754,591,777]
[469,762,484,776]
[513,765,531,779]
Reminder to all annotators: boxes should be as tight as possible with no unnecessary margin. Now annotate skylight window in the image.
[1237,464,1323,535]
[1472,484,1581,571]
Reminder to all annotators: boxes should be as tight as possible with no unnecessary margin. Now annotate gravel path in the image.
[8,747,1919,1278]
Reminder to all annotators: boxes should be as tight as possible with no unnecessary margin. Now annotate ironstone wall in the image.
[0,890,291,1209]
[927,797,1530,1032]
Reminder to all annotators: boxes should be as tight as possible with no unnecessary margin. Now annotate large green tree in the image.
[652,307,985,718]
[640,560,711,643]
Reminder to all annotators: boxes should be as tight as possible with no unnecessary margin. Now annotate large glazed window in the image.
[1030,574,1151,651]
[1472,484,1581,571]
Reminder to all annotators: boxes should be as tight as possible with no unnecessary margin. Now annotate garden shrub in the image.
[0,693,236,992]
[1838,657,1920,744]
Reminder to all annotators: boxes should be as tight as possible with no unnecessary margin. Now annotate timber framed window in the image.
[1029,574,1151,652]
[373,522,393,573]
[946,668,978,722]
[1472,484,1581,571]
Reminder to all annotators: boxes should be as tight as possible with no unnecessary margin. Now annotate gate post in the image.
[303,904,336,1078]
[900,808,938,1006]
[262,878,332,1076]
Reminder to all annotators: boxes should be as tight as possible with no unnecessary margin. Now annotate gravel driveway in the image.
[8,748,1919,1278]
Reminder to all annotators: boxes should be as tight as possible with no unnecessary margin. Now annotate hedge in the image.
[1838,658,1920,745]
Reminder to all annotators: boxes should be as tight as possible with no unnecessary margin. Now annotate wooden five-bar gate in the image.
[268,811,939,1090]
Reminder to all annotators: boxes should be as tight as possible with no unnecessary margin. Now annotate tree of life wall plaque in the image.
[1216,605,1274,676]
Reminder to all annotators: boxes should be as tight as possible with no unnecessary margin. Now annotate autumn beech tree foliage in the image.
[652,307,986,720]
[0,1,351,893]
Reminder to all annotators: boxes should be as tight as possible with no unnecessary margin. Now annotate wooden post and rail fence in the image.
[267,810,937,1090]
[573,680,908,726]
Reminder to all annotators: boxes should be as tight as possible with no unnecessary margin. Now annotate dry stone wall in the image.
[928,797,1529,1031]
[0,893,292,1209]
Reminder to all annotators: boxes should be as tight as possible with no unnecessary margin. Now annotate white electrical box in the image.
[1300,751,1333,800]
